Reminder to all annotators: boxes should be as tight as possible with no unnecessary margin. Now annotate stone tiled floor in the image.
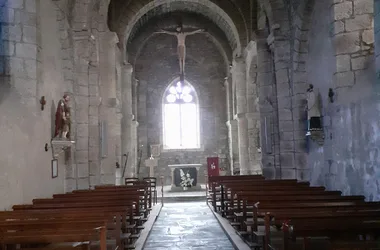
[143,202,235,250]
[157,185,207,197]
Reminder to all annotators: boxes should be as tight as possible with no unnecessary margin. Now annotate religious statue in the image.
[155,25,205,82]
[54,94,71,139]
[306,84,322,136]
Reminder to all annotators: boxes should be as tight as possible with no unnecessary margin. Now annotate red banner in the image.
[207,157,219,177]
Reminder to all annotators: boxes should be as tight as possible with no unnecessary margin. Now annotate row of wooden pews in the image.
[208,175,380,250]
[0,181,154,250]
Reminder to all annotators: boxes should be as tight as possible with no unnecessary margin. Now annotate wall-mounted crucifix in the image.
[155,25,205,83]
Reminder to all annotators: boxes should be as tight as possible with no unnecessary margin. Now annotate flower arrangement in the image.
[179,169,194,188]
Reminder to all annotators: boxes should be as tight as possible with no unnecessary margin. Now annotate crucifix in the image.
[155,25,205,82]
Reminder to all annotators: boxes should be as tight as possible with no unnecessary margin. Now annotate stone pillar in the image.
[226,119,240,174]
[132,78,139,120]
[131,78,139,176]
[100,31,119,184]
[121,63,135,178]
[131,120,139,176]
[225,78,233,121]
[255,30,276,178]
[73,31,92,190]
[232,58,250,175]
[246,45,262,175]
[88,36,101,188]
[376,0,380,84]
[247,113,262,174]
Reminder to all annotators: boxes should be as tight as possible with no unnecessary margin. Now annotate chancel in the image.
[2,0,380,249]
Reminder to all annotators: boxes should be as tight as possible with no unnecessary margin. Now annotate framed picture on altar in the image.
[150,144,161,157]
[51,159,58,178]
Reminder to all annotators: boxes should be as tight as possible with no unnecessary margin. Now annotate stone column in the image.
[100,31,119,184]
[131,78,139,176]
[247,112,262,174]
[225,78,233,121]
[246,45,262,175]
[121,63,135,178]
[72,31,92,190]
[131,120,139,176]
[376,0,380,84]
[232,58,250,175]
[226,120,239,174]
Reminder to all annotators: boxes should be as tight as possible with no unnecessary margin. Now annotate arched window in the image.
[162,80,200,149]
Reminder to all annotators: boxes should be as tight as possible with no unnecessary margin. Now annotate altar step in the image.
[158,195,206,203]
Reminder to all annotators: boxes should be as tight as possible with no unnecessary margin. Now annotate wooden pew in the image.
[218,180,316,214]
[12,190,141,249]
[6,206,131,249]
[0,214,108,250]
[281,214,380,250]
[208,175,265,211]
[254,201,380,250]
[218,179,380,250]
[92,185,150,217]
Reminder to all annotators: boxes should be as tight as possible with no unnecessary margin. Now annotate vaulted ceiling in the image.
[107,0,256,57]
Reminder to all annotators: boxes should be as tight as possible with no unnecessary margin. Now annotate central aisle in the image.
[143,202,235,250]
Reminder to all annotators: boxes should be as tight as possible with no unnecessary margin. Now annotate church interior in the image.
[1,0,380,249]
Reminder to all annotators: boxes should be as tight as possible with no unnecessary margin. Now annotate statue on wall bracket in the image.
[48,94,75,159]
[54,94,71,139]
[306,84,324,146]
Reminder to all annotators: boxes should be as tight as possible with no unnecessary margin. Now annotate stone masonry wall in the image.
[0,0,69,209]
[135,34,228,185]
[375,0,380,82]
[0,0,121,209]
[294,0,380,201]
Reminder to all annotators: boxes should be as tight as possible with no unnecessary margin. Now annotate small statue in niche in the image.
[306,84,322,135]
[305,84,324,145]
[62,107,71,139]
[54,94,71,139]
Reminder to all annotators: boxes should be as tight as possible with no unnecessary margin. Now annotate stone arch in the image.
[257,0,290,36]
[108,0,244,57]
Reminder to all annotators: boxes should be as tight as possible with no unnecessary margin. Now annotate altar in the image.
[168,164,203,191]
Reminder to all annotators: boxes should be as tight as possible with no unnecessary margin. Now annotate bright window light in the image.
[163,81,200,149]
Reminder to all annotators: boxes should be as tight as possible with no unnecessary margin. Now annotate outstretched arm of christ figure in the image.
[184,29,205,36]
[155,29,177,36]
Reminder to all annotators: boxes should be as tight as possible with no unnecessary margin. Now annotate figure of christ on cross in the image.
[155,26,205,83]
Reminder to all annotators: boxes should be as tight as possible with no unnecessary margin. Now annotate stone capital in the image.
[252,29,267,41]
[224,78,229,87]
[106,32,119,45]
[134,78,139,86]
[72,30,91,41]
[132,121,139,127]
[123,113,134,121]
[234,113,247,120]
[122,63,133,74]
[246,112,260,120]
[231,58,246,76]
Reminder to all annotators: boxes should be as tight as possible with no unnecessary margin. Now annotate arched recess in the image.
[107,0,244,57]
[126,12,232,75]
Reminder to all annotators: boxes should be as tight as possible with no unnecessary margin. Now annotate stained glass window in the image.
[163,81,200,149]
